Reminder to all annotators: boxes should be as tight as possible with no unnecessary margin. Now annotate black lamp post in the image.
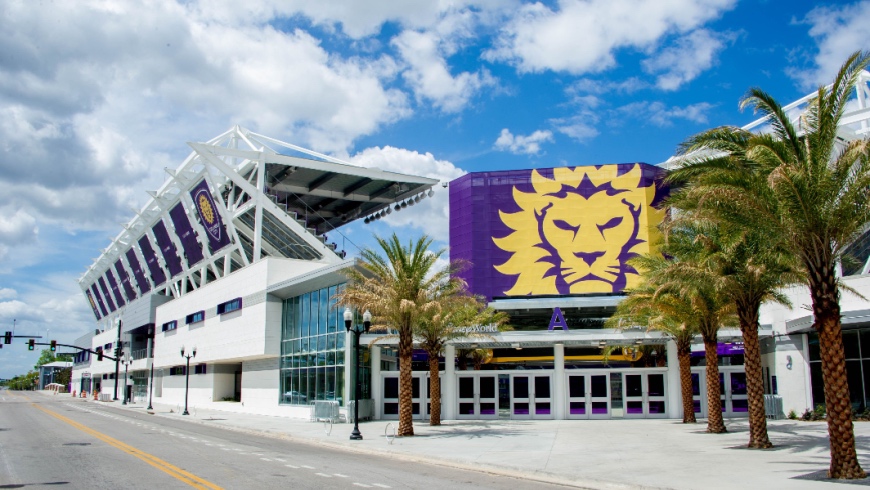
[120,352,132,405]
[344,307,371,441]
[181,345,196,416]
[147,327,154,411]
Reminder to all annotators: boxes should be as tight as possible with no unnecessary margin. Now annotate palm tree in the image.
[337,233,456,437]
[649,225,737,433]
[668,183,802,448]
[415,294,508,425]
[607,254,700,423]
[669,51,870,478]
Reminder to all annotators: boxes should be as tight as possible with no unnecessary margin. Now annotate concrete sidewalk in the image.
[65,394,870,489]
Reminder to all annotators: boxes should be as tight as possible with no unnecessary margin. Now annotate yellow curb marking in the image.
[33,403,223,490]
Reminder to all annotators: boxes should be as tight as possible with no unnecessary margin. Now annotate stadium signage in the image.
[456,324,499,334]
[190,179,230,251]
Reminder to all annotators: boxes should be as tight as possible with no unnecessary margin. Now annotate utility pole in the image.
[113,318,122,401]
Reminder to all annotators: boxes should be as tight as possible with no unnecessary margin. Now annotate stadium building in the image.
[72,73,870,422]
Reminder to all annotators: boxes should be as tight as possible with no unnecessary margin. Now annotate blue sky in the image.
[0,0,867,378]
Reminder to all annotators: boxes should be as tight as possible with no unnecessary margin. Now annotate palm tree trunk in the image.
[677,339,696,424]
[738,301,772,448]
[428,355,441,426]
[703,335,726,433]
[398,329,415,437]
[810,270,865,478]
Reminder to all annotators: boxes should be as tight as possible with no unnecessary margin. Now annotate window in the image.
[217,297,242,315]
[186,310,205,324]
[169,366,186,376]
[162,320,177,332]
[194,364,207,375]
[104,343,112,350]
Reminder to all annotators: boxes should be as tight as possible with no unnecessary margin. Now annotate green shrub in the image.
[787,409,797,420]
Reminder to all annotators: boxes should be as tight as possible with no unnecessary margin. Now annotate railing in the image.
[764,394,784,419]
[347,399,374,424]
[130,349,150,360]
[310,400,340,423]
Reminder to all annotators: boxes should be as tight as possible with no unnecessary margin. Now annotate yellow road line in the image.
[33,403,223,490]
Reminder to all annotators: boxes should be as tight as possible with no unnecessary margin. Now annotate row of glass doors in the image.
[380,369,672,420]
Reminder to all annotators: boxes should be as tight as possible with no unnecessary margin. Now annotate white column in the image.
[553,343,566,419]
[666,340,682,419]
[442,344,456,420]
[371,345,382,420]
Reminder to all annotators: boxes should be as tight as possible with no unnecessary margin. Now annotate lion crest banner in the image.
[449,163,668,300]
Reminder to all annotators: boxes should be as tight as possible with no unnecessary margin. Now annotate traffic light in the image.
[97,348,103,361]
[50,340,57,352]
[3,331,10,344]
[28,339,34,350]
[114,347,120,359]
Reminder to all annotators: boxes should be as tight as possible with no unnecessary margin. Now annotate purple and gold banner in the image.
[126,248,151,294]
[97,276,116,312]
[105,269,125,308]
[114,259,137,302]
[450,163,669,300]
[189,179,230,252]
[169,202,204,266]
[138,236,166,287]
[152,220,184,278]
[91,284,108,317]
[85,289,101,320]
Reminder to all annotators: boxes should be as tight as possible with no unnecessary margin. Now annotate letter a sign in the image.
[549,307,569,331]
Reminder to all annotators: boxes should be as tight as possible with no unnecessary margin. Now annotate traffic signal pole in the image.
[113,320,122,401]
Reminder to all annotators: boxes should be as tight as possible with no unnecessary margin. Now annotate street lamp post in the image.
[147,327,154,411]
[121,352,132,405]
[180,346,196,416]
[344,308,371,441]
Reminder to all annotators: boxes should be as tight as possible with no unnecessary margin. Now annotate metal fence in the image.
[764,394,784,419]
[310,400,340,423]
[346,399,374,424]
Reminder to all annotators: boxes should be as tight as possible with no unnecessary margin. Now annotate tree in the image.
[668,51,870,478]
[415,294,508,425]
[648,225,737,433]
[668,174,802,448]
[337,233,458,437]
[607,254,701,423]
[34,349,56,371]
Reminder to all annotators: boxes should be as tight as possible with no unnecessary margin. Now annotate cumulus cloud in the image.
[616,101,715,127]
[493,128,554,154]
[792,1,870,88]
[350,146,466,240]
[642,29,733,90]
[0,288,17,301]
[484,0,735,74]
[0,209,38,246]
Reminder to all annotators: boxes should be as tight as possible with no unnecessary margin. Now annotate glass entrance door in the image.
[566,372,610,419]
[380,372,430,420]
[510,373,554,419]
[690,367,748,418]
[456,374,499,420]
[623,371,668,418]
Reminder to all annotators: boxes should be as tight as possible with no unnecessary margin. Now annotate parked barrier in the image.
[764,394,784,419]
[346,399,374,424]
[310,400,340,424]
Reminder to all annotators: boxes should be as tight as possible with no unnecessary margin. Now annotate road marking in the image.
[33,403,223,490]
[285,464,299,469]
[353,484,372,488]
[334,474,349,478]
[260,458,271,462]
[272,458,285,462]
[372,485,391,488]
[315,473,331,478]
[300,465,314,469]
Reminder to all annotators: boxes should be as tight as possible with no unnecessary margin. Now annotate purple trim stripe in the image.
[105,269,125,308]
[138,236,166,286]
[152,220,183,278]
[169,203,204,266]
[97,276,116,312]
[126,248,151,294]
[91,284,108,316]
[114,259,137,301]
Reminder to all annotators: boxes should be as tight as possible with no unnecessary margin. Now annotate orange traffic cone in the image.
[93,390,98,401]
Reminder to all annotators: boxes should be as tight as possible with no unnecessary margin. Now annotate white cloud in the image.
[568,77,648,96]
[493,128,554,154]
[642,29,732,90]
[350,146,466,240]
[392,27,496,113]
[0,208,38,247]
[617,101,714,127]
[484,0,736,74]
[0,288,17,301]
[552,116,600,142]
[792,1,870,88]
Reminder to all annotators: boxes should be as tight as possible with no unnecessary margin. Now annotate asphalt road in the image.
[0,390,569,489]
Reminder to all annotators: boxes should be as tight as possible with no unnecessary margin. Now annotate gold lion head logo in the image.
[493,164,663,295]
[198,194,215,225]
